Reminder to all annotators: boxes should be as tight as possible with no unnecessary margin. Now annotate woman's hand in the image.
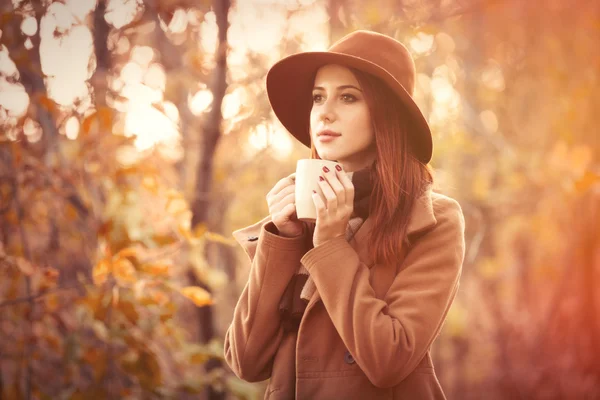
[267,172,305,238]
[312,164,355,247]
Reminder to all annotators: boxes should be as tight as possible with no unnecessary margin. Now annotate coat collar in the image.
[349,185,436,266]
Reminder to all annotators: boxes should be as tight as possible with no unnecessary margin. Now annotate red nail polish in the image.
[319,176,324,181]
[322,166,330,173]
[335,164,342,171]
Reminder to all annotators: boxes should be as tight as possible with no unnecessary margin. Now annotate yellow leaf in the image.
[118,300,139,324]
[151,233,179,246]
[190,351,209,364]
[177,223,193,240]
[45,293,59,312]
[142,175,158,193]
[574,171,600,193]
[180,286,213,307]
[141,263,170,277]
[93,259,111,286]
[192,223,207,238]
[152,290,169,305]
[115,247,138,260]
[113,257,137,285]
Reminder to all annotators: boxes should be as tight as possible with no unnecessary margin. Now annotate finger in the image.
[281,202,296,219]
[335,168,355,205]
[318,175,337,211]
[269,184,295,207]
[273,199,296,225]
[267,173,296,199]
[275,191,295,213]
[311,190,326,217]
[323,167,346,205]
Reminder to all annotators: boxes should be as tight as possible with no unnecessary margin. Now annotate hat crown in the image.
[328,30,416,96]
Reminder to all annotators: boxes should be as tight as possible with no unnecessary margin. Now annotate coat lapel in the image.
[306,187,437,308]
[347,186,437,268]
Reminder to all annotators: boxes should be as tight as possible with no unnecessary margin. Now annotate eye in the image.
[312,93,324,103]
[341,93,357,103]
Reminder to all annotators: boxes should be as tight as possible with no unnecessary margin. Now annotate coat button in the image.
[247,236,258,242]
[344,350,355,365]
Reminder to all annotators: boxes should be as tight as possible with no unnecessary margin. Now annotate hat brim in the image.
[266,51,433,164]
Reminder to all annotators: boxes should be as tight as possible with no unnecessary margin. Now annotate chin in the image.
[316,149,336,160]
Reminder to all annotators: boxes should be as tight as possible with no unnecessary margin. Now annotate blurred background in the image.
[0,0,598,399]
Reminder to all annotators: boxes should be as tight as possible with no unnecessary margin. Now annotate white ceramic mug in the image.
[295,159,354,222]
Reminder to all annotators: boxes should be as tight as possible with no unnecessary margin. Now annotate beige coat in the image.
[224,188,465,399]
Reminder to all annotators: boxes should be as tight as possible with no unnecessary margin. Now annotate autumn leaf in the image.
[179,286,213,307]
[92,259,111,286]
[574,171,600,193]
[115,247,138,260]
[140,263,170,277]
[113,257,137,285]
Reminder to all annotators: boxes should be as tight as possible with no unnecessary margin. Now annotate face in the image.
[310,64,376,172]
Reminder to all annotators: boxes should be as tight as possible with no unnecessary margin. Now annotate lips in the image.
[317,129,341,137]
[318,135,339,143]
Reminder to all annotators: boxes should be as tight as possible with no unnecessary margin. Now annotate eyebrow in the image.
[312,85,362,92]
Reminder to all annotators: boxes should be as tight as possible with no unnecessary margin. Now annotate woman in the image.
[224,30,465,399]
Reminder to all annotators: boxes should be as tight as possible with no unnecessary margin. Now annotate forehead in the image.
[313,64,360,87]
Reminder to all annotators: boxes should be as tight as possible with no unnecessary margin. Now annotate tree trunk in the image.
[91,0,110,108]
[188,1,231,399]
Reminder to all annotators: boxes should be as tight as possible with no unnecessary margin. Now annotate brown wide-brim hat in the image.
[266,30,433,164]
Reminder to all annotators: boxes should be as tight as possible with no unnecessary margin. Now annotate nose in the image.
[317,98,336,124]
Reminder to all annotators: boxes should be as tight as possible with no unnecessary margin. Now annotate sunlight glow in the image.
[125,105,178,151]
[105,0,141,29]
[41,24,93,106]
[45,2,77,31]
[24,118,42,143]
[222,88,244,120]
[229,5,287,53]
[410,32,435,54]
[0,49,18,76]
[435,32,456,54]
[10,0,331,156]
[480,110,499,133]
[0,87,29,117]
[431,77,455,103]
[65,0,96,20]
[429,65,461,126]
[190,90,213,115]
[131,46,154,67]
[143,63,166,91]
[200,12,218,54]
[21,17,38,36]
[162,101,179,123]
[481,60,506,91]
[122,82,163,104]
[65,116,80,140]
[120,62,144,84]
[167,9,188,34]
[248,123,293,159]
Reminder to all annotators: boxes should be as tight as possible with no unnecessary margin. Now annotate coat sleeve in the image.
[300,196,465,388]
[224,221,308,382]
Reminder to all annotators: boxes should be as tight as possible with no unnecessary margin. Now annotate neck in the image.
[329,151,375,172]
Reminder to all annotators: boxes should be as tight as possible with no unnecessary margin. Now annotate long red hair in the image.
[309,68,434,266]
